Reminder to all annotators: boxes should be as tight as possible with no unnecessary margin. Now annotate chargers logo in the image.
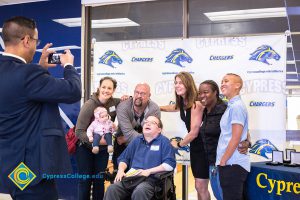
[170,137,190,156]
[249,139,278,159]
[165,48,193,67]
[131,57,153,62]
[99,50,123,68]
[249,45,280,65]
[249,101,275,107]
[209,55,234,61]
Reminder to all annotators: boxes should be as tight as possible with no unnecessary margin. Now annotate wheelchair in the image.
[104,169,176,200]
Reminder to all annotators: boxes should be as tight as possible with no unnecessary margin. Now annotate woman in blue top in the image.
[216,73,250,200]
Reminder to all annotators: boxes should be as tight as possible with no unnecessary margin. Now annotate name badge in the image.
[109,106,116,112]
[150,145,160,151]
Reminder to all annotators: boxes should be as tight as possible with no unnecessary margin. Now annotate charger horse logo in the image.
[249,139,278,159]
[249,45,280,65]
[99,50,123,68]
[165,48,193,67]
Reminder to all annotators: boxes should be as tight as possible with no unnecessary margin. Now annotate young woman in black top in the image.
[198,80,227,200]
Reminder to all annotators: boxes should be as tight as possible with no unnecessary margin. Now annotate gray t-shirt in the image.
[116,98,161,144]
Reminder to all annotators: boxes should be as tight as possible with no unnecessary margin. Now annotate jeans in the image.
[93,133,113,147]
[112,140,126,169]
[75,143,109,200]
[209,165,223,200]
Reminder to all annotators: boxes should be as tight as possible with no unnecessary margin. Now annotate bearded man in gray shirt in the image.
[113,83,161,168]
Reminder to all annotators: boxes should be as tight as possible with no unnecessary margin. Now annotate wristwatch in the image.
[247,140,252,148]
[177,141,182,148]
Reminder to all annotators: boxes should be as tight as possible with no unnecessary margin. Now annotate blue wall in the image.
[0,1,82,198]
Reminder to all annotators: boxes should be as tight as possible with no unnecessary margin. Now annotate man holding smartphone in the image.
[0,16,81,200]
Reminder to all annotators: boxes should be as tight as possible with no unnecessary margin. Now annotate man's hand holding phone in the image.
[39,43,74,68]
[59,49,74,67]
[39,43,56,69]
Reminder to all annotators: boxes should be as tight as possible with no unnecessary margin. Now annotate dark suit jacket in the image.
[0,54,81,191]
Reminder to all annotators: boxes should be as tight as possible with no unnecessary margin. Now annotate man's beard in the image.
[134,98,143,107]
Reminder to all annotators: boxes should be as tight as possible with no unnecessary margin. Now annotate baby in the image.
[87,106,115,154]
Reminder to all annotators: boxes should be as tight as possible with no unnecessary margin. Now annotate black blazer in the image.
[0,54,81,190]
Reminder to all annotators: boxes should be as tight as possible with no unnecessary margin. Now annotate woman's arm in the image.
[75,101,95,143]
[160,104,177,112]
[86,122,95,140]
[220,124,244,166]
[173,101,204,147]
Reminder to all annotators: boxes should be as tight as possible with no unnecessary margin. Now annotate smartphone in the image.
[48,53,61,64]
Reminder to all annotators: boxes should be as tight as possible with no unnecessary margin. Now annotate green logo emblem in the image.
[8,162,36,190]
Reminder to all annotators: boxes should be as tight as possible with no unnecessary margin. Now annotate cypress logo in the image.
[8,162,36,190]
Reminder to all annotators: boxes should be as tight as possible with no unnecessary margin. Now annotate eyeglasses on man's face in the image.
[134,90,147,97]
[144,120,159,127]
[21,35,41,47]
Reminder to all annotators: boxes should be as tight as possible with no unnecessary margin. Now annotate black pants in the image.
[75,143,108,200]
[219,165,248,200]
[11,179,58,200]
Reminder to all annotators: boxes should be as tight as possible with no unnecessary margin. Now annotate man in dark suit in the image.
[0,16,81,199]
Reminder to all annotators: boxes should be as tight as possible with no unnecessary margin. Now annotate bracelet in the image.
[177,141,182,148]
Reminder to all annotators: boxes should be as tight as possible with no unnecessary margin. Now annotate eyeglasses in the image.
[144,120,159,127]
[21,35,41,47]
[134,91,147,97]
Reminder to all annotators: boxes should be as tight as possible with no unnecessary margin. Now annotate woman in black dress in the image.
[161,72,208,200]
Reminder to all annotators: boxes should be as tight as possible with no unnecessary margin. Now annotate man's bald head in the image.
[133,83,151,109]
[135,83,151,94]
[226,73,243,90]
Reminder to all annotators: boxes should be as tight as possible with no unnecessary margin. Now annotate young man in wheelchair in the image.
[104,116,176,200]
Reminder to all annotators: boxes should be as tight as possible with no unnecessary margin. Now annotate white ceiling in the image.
[0,0,48,6]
